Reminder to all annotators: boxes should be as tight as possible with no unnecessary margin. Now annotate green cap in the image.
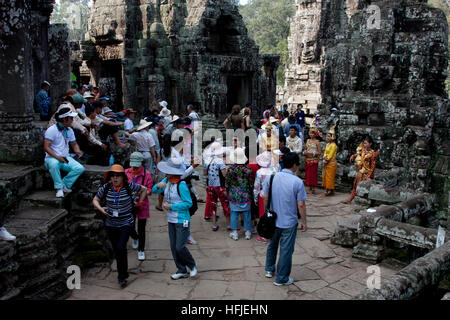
[129,152,144,167]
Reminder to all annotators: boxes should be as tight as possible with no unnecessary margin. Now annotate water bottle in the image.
[109,154,114,166]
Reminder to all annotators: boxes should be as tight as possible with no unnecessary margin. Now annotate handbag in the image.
[257,174,277,239]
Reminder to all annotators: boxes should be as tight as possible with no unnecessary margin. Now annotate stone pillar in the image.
[30,0,55,100]
[48,24,71,111]
[0,0,43,164]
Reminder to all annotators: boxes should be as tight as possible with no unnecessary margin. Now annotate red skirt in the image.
[305,160,319,187]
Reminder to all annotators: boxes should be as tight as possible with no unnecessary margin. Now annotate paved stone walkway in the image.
[68,180,400,300]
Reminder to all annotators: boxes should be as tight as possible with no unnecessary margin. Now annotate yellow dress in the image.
[322,142,337,190]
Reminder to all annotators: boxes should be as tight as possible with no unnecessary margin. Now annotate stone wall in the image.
[354,241,450,300]
[0,165,111,300]
[48,24,71,110]
[319,0,449,195]
[280,0,449,217]
[78,0,279,119]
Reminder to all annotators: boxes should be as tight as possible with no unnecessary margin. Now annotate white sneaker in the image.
[132,239,139,249]
[229,231,238,241]
[171,273,189,280]
[273,277,294,286]
[62,184,72,194]
[56,189,64,198]
[0,227,16,241]
[138,251,145,261]
[187,236,197,245]
[245,230,252,240]
[265,271,273,278]
[190,266,197,277]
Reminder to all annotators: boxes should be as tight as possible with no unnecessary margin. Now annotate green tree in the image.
[50,0,92,41]
[239,0,295,85]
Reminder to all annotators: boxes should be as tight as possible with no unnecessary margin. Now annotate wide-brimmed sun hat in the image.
[256,151,274,168]
[157,155,187,176]
[129,152,144,167]
[137,119,152,131]
[170,115,180,123]
[104,164,127,182]
[159,107,171,117]
[228,147,247,165]
[159,100,168,108]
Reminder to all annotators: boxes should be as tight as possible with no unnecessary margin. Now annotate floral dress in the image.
[225,164,254,206]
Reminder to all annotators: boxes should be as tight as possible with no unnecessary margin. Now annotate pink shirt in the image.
[125,167,153,219]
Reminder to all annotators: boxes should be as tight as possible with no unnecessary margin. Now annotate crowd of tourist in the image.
[0,82,381,290]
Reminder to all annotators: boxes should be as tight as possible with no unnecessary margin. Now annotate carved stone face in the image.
[300,39,317,63]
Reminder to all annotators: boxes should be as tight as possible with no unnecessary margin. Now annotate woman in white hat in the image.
[152,156,197,280]
[253,151,279,243]
[225,147,254,240]
[202,141,230,231]
[128,119,157,172]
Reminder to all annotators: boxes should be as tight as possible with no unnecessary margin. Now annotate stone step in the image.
[5,206,69,245]
[20,190,70,210]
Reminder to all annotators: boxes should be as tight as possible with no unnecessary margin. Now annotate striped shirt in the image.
[96,182,142,228]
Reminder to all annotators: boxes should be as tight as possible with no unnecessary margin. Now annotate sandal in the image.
[155,206,163,211]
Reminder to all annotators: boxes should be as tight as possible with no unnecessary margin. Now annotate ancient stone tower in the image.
[280,0,324,114]
[77,0,279,118]
[281,0,449,200]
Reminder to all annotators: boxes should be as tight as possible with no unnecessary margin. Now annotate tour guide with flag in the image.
[43,107,85,198]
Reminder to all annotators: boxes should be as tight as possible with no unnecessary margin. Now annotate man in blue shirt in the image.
[263,152,307,286]
[35,81,52,121]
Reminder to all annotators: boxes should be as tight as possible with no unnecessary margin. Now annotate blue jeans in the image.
[230,209,252,231]
[45,156,85,190]
[265,224,298,284]
[168,222,196,274]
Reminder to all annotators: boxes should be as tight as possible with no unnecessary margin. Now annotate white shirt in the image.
[129,130,155,152]
[203,157,226,187]
[124,118,134,131]
[44,124,76,160]
[188,111,199,121]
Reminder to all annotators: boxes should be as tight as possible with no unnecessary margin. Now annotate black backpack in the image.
[257,174,278,239]
[176,180,198,216]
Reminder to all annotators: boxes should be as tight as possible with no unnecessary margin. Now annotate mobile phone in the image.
[62,157,68,163]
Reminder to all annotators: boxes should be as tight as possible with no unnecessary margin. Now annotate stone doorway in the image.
[98,60,123,111]
[226,74,252,112]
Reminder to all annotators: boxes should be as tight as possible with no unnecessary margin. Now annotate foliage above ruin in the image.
[239,0,295,85]
[50,0,92,41]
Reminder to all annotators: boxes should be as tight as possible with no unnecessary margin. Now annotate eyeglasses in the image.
[110,173,122,177]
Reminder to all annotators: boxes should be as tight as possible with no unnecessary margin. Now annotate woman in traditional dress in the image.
[342,136,380,204]
[304,124,321,194]
[321,126,337,197]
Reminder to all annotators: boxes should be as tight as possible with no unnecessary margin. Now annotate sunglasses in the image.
[110,173,123,177]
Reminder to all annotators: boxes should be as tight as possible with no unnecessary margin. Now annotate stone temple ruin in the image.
[72,0,279,118]
[0,0,449,300]
[277,0,324,115]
